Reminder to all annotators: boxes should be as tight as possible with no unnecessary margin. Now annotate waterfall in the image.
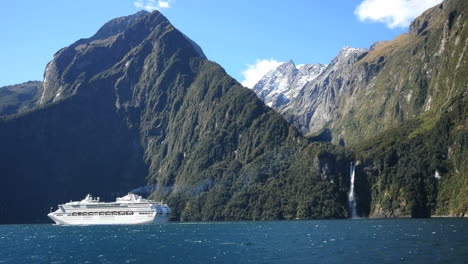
[348,162,359,218]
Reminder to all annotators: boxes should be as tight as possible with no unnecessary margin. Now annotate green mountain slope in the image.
[0,11,351,223]
[341,0,467,145]
[353,93,466,217]
[0,81,42,116]
[349,0,467,218]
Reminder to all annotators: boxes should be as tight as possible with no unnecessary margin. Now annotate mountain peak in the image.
[286,59,296,66]
[275,60,297,73]
[252,59,327,110]
[39,9,206,105]
[337,46,367,57]
[327,46,367,67]
[89,10,153,42]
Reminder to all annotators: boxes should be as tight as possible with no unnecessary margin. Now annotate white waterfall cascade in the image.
[348,163,359,218]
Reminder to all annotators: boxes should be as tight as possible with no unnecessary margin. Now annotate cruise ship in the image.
[48,193,171,225]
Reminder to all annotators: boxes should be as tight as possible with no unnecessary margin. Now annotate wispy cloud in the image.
[241,59,283,88]
[355,0,442,29]
[134,0,172,11]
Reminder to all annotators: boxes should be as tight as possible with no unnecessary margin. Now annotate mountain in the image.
[251,0,467,217]
[252,60,326,110]
[0,81,42,116]
[253,1,466,146]
[0,10,352,223]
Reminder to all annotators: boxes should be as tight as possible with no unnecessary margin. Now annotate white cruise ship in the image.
[48,193,171,225]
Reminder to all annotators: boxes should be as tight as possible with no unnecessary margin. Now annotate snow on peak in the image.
[329,46,368,67]
[338,46,367,58]
[250,46,365,112]
[252,60,327,111]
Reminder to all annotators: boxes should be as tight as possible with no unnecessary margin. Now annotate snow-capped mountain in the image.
[252,60,327,110]
[250,46,367,136]
[286,46,368,135]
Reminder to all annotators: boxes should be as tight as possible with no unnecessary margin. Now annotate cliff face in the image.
[284,46,368,138]
[0,11,352,224]
[252,61,326,110]
[350,0,467,218]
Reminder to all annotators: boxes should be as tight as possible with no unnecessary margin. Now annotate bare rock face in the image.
[285,46,368,138]
[252,61,326,111]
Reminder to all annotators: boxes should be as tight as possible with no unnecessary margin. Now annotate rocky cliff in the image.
[252,60,326,110]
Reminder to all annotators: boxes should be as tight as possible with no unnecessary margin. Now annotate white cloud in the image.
[134,0,171,11]
[158,1,170,8]
[355,0,442,29]
[241,59,283,88]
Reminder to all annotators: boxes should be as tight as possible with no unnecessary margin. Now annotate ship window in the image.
[126,211,133,215]
[112,212,118,215]
[99,212,105,216]
[72,213,77,216]
[105,212,112,215]
[119,211,125,215]
[83,212,87,216]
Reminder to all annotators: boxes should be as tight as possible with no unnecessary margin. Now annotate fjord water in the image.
[1,219,466,264]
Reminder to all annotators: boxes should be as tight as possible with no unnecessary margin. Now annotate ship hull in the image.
[48,193,171,225]
[48,213,169,225]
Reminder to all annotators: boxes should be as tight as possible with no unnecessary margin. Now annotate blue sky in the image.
[0,0,441,87]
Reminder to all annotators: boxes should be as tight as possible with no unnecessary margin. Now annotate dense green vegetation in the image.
[172,142,352,221]
[353,94,467,217]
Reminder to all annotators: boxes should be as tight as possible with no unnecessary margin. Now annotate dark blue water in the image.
[0,218,466,264]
